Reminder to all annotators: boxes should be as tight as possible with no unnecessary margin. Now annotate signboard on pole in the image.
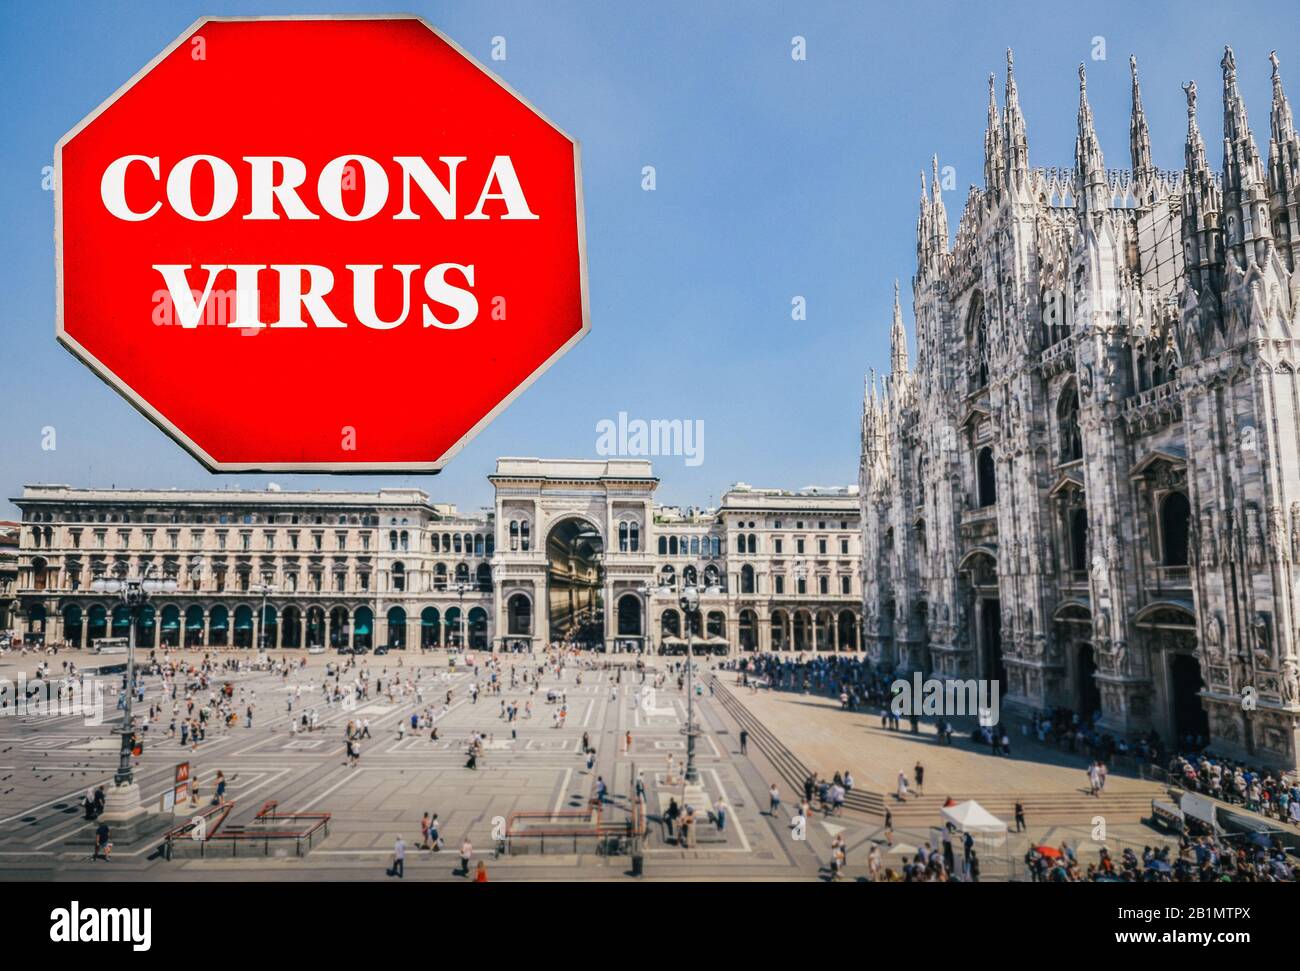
[55,15,588,472]
[173,761,191,809]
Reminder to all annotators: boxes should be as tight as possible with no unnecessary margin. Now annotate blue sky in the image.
[0,0,1290,518]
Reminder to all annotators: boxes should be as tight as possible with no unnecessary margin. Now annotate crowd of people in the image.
[1168,751,1300,826]
[1026,829,1295,882]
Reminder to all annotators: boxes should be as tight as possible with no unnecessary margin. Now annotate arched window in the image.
[455,562,469,584]
[421,607,441,648]
[747,534,757,554]
[617,594,642,636]
[706,611,726,639]
[467,607,488,650]
[510,521,520,551]
[683,565,698,587]
[507,594,532,635]
[967,292,989,390]
[476,562,492,592]
[658,536,667,555]
[659,564,676,590]
[739,609,757,651]
[434,563,447,590]
[1069,508,1089,571]
[400,530,409,551]
[392,562,406,592]
[453,534,462,554]
[669,536,678,556]
[1058,385,1082,463]
[1160,491,1191,566]
[520,520,530,551]
[741,564,756,594]
[619,521,629,552]
[629,522,640,552]
[690,536,699,557]
[735,534,744,554]
[977,447,997,507]
[388,530,398,551]
[474,535,484,557]
[661,609,680,639]
[386,607,406,649]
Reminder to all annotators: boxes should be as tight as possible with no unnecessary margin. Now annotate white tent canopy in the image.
[940,800,1007,835]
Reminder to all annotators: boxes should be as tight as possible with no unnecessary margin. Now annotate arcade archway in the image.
[547,517,604,648]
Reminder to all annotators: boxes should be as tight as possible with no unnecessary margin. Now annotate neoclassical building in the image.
[861,48,1300,769]
[10,458,862,657]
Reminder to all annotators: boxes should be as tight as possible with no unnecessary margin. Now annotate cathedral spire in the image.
[890,279,909,374]
[1075,63,1108,215]
[1181,78,1224,299]
[1271,50,1296,145]
[1219,45,1272,261]
[916,169,931,264]
[1003,49,1030,189]
[930,155,948,250]
[984,72,1004,190]
[1269,51,1300,270]
[1129,55,1155,192]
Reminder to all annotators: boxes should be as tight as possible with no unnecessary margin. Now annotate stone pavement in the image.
[0,650,847,881]
[714,669,1172,826]
[0,649,1189,881]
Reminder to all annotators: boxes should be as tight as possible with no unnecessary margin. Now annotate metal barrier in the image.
[163,799,331,859]
[503,798,646,856]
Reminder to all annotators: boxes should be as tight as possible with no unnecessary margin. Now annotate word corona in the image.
[100,154,537,223]
[100,154,537,331]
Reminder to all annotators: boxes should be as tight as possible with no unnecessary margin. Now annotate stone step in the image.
[874,790,1162,824]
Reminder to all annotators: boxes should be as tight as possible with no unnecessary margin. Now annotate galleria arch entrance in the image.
[547,516,604,648]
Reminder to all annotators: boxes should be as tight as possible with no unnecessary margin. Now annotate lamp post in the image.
[250,577,275,653]
[678,584,702,784]
[636,583,656,655]
[453,580,472,650]
[91,563,176,830]
[678,582,723,785]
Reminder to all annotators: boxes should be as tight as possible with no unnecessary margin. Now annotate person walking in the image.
[1014,800,1026,833]
[768,783,782,818]
[474,860,488,882]
[914,761,925,796]
[664,798,680,841]
[428,813,441,851]
[459,838,473,877]
[93,822,111,861]
[390,835,406,878]
[739,728,748,755]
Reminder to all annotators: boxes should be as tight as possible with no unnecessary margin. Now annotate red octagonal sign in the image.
[55,15,588,471]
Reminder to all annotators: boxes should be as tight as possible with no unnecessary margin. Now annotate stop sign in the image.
[55,16,588,472]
